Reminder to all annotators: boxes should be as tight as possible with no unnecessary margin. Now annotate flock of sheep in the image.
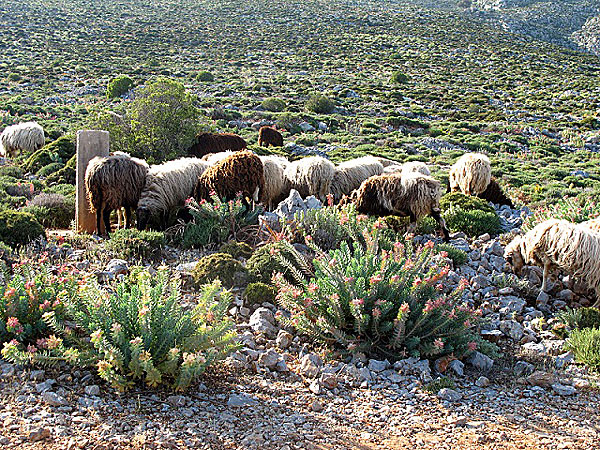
[2,121,600,307]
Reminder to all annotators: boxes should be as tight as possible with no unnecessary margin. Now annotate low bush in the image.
[106,75,134,99]
[36,162,63,178]
[306,94,335,114]
[179,196,262,249]
[105,229,165,260]
[390,71,409,84]
[244,282,277,306]
[25,193,75,229]
[196,71,214,82]
[0,259,78,346]
[274,230,485,360]
[0,165,23,179]
[3,269,238,391]
[46,155,76,185]
[261,97,286,112]
[434,243,468,266]
[23,136,75,173]
[246,241,311,284]
[440,192,501,237]
[219,240,254,259]
[553,307,600,338]
[192,253,245,288]
[0,210,44,247]
[440,192,495,214]
[522,196,600,232]
[565,327,600,370]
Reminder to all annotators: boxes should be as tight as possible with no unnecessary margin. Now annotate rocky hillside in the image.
[466,0,600,54]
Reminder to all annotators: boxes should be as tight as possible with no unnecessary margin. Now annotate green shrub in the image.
[0,165,23,179]
[565,328,600,370]
[196,71,214,82]
[522,196,600,232]
[261,97,286,112]
[440,192,495,214]
[244,282,277,306]
[7,73,21,82]
[246,242,311,284]
[306,94,335,114]
[3,269,238,392]
[424,377,455,394]
[46,155,76,185]
[23,136,75,173]
[390,71,409,84]
[0,260,78,345]
[274,232,486,359]
[192,253,245,288]
[554,307,600,338]
[36,162,63,178]
[46,183,76,198]
[24,193,75,229]
[219,240,254,259]
[0,210,44,247]
[440,192,501,237]
[180,195,263,249]
[434,243,468,266]
[106,75,134,99]
[106,229,165,260]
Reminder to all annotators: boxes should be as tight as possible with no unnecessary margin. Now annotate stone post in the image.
[76,130,109,234]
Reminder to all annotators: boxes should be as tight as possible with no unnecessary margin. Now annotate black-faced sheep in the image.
[330,156,384,202]
[0,122,45,158]
[136,158,209,230]
[258,126,284,147]
[85,152,149,235]
[476,176,514,208]
[259,154,290,209]
[194,150,264,209]
[351,173,450,241]
[449,152,491,196]
[283,156,335,202]
[504,219,600,306]
[187,132,247,158]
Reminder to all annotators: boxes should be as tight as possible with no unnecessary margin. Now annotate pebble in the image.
[28,427,51,442]
[84,385,100,396]
[299,354,323,378]
[42,392,68,407]
[475,376,490,388]
[468,352,494,372]
[551,383,577,396]
[438,388,462,402]
[227,393,259,407]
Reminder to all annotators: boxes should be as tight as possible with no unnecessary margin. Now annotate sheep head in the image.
[504,237,525,275]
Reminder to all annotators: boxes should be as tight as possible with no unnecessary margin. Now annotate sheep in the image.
[330,156,384,202]
[449,152,491,196]
[194,150,264,209]
[476,176,514,208]
[504,219,600,307]
[85,152,149,235]
[582,217,600,233]
[351,172,450,241]
[283,156,335,202]
[0,122,45,158]
[187,132,247,158]
[259,154,290,209]
[258,126,284,147]
[383,164,404,175]
[136,158,209,230]
[373,157,399,168]
[201,151,234,165]
[400,161,431,177]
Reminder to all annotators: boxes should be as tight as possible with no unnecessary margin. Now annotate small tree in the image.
[106,75,134,99]
[306,94,335,114]
[390,71,409,84]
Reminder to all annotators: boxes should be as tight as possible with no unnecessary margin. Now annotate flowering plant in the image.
[274,229,482,359]
[523,196,600,232]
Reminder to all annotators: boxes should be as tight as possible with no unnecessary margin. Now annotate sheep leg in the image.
[96,210,102,236]
[541,261,551,292]
[124,207,132,229]
[103,208,112,235]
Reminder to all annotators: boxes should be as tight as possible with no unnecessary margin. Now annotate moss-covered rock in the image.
[24,193,75,229]
[219,240,254,259]
[244,282,277,306]
[46,154,76,185]
[36,162,63,178]
[105,229,165,260]
[0,210,45,247]
[192,253,245,288]
[246,242,307,284]
[23,136,75,174]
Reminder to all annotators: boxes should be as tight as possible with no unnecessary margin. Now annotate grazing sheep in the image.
[383,164,404,175]
[259,155,290,209]
[195,151,264,209]
[351,172,450,241]
[400,161,431,177]
[330,156,384,202]
[449,152,491,196]
[0,122,45,158]
[284,156,335,201]
[187,132,247,158]
[85,152,149,234]
[201,151,234,165]
[582,217,600,233]
[504,219,600,306]
[374,157,399,168]
[136,158,209,230]
[258,126,284,147]
[476,176,514,208]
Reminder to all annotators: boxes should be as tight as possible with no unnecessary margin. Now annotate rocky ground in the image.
[2,201,600,449]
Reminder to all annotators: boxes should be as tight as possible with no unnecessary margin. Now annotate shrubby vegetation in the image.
[106,75,134,99]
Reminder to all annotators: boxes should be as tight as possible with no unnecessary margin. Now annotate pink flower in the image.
[6,317,23,334]
[184,197,193,206]
[390,275,400,283]
[373,220,384,230]
[372,308,381,319]
[467,341,478,352]
[330,293,340,302]
[464,320,471,328]
[399,302,410,315]
[369,274,383,285]
[412,278,423,288]
[339,213,349,225]
[40,300,51,311]
[304,298,313,307]
[328,258,337,268]
[424,240,434,249]
[439,251,449,258]
[27,344,37,353]
[305,235,313,242]
[25,281,35,290]
[307,283,319,293]
[351,298,364,307]
[326,193,334,207]
[343,277,354,283]
[36,338,47,349]
[139,305,150,317]
[434,338,444,349]
[4,288,16,299]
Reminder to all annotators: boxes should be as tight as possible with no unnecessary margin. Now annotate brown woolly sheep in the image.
[258,126,284,147]
[194,151,264,209]
[476,177,514,208]
[85,152,149,235]
[351,173,450,241]
[187,132,247,158]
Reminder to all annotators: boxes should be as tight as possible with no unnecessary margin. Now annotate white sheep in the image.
[449,152,491,196]
[504,219,600,306]
[137,157,209,230]
[283,156,335,201]
[259,154,290,209]
[400,161,431,177]
[330,156,384,202]
[0,122,45,158]
[201,150,234,165]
